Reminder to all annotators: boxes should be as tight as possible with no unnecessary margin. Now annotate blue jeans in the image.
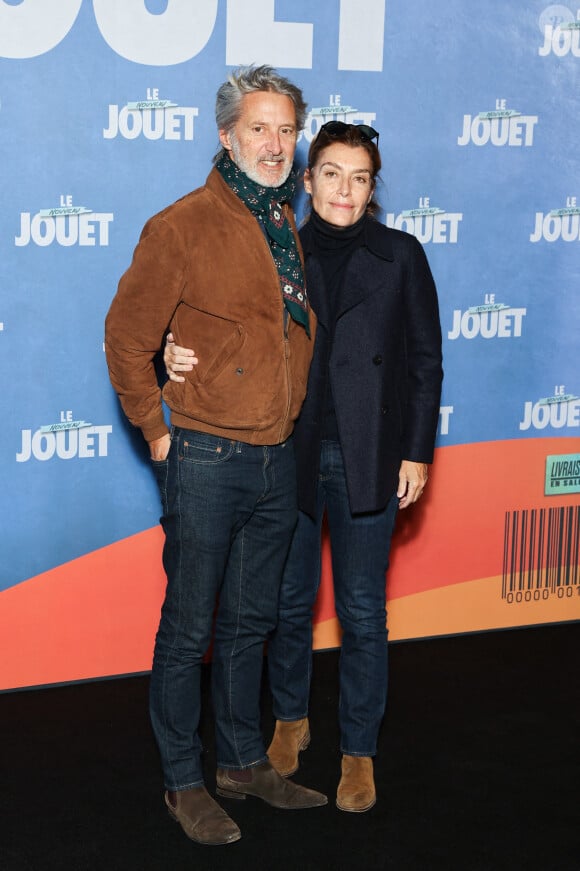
[149,426,297,791]
[268,439,398,756]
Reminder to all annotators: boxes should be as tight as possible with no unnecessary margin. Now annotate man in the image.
[105,65,323,848]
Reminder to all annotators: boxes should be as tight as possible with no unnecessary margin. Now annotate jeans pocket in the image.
[150,457,169,504]
[179,432,235,465]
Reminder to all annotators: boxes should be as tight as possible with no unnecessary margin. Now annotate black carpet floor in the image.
[1,622,578,871]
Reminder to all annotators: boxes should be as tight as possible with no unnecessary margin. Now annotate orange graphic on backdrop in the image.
[1,438,578,690]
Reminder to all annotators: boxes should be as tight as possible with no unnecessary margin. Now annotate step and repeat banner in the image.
[1,1,579,690]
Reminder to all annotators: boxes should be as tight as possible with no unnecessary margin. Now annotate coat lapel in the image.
[334,219,395,319]
[300,217,396,325]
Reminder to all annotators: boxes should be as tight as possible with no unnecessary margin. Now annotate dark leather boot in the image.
[165,786,241,845]
[216,761,327,809]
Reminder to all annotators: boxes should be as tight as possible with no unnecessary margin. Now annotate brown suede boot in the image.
[336,755,376,813]
[267,717,310,777]
[165,786,241,845]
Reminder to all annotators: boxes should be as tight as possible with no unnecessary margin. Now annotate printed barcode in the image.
[502,506,580,599]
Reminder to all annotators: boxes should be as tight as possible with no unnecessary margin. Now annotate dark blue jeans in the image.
[268,439,399,756]
[150,427,297,791]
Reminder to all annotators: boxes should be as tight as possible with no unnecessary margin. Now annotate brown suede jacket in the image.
[105,169,316,445]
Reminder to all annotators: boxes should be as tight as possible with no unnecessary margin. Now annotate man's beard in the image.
[228,133,292,188]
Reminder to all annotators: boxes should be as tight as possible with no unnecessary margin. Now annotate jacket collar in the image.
[205,167,256,217]
[205,166,293,217]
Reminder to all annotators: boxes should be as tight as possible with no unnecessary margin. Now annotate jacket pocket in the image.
[172,304,245,386]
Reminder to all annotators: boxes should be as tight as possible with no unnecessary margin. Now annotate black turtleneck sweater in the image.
[307,209,368,441]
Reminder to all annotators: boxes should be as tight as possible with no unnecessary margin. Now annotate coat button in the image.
[373,355,383,365]
[235,367,244,375]
[381,405,388,415]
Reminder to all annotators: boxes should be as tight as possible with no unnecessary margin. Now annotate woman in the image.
[165,121,443,812]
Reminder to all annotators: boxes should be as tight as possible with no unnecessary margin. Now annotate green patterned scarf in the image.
[216,152,310,336]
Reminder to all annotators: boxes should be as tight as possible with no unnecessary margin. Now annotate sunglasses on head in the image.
[319,121,380,146]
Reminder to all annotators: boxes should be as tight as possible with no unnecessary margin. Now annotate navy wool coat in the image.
[294,217,443,518]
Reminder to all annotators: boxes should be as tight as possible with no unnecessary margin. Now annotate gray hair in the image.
[214,65,307,160]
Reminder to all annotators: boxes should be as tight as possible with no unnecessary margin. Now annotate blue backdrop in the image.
[1,0,579,688]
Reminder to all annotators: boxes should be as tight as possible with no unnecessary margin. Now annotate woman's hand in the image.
[397,460,429,509]
[164,332,198,383]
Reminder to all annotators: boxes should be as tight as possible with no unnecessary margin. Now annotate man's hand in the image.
[397,460,429,509]
[164,332,198,383]
[149,433,171,461]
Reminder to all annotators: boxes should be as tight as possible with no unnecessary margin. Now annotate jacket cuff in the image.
[141,412,170,444]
